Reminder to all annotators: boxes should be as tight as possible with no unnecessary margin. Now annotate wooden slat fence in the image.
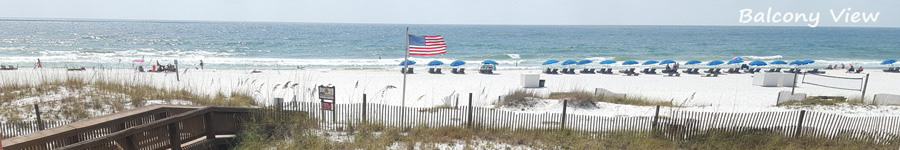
[280,101,900,144]
[1,121,73,139]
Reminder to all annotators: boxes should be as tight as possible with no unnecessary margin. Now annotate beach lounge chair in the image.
[693,69,701,74]
[883,67,899,72]
[580,69,595,74]
[564,69,576,74]
[452,68,458,74]
[428,68,435,74]
[598,68,612,74]
[765,68,775,72]
[544,68,552,74]
[703,68,714,73]
[453,68,466,74]
[639,68,650,74]
[784,68,795,73]
[647,68,657,74]
[435,68,443,74]
[407,68,414,74]
[623,68,639,76]
[806,69,824,74]
[550,69,558,74]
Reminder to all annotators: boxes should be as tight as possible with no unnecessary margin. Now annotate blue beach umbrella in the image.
[576,60,593,65]
[789,60,808,65]
[727,59,744,65]
[542,60,560,65]
[707,60,724,66]
[882,59,897,65]
[803,60,815,64]
[622,60,639,65]
[482,60,498,65]
[427,60,444,66]
[450,60,466,66]
[599,60,616,64]
[659,60,675,65]
[642,60,659,65]
[748,60,767,66]
[883,59,897,67]
[561,60,577,65]
[770,60,788,65]
[399,60,416,66]
[684,60,702,65]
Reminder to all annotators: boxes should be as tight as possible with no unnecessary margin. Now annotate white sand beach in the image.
[2,67,899,118]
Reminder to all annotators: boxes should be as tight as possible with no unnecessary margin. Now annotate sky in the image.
[0,0,897,27]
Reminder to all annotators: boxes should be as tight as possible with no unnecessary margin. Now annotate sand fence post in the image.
[33,104,45,130]
[561,100,568,130]
[362,94,367,123]
[652,105,660,130]
[467,93,473,128]
[861,73,869,102]
[795,110,806,137]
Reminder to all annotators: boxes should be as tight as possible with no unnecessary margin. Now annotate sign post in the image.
[318,85,336,123]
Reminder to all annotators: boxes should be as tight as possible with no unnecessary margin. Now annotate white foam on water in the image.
[742,55,783,60]
[506,54,520,59]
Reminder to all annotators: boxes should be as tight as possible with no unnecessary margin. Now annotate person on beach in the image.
[847,65,855,73]
[858,67,864,73]
[35,59,42,68]
[841,64,845,69]
[673,63,679,70]
[200,60,205,69]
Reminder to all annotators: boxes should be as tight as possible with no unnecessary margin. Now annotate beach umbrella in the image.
[732,56,743,60]
[748,60,767,66]
[542,60,560,65]
[482,60,498,65]
[450,60,466,66]
[789,60,808,65]
[803,60,815,64]
[883,59,897,67]
[399,60,416,66]
[707,60,724,66]
[561,60,577,65]
[659,60,675,65]
[576,60,593,65]
[770,60,788,65]
[133,59,144,63]
[427,60,444,66]
[622,60,639,65]
[727,59,744,65]
[684,60,702,65]
[598,60,616,64]
[642,60,659,65]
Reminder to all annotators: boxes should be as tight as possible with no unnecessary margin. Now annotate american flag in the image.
[408,35,446,55]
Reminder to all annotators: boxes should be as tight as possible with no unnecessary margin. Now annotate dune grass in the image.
[549,91,675,107]
[235,109,896,149]
[0,77,256,122]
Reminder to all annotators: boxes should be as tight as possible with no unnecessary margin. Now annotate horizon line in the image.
[1,17,897,28]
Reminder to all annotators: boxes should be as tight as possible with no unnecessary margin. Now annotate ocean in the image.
[1,19,899,70]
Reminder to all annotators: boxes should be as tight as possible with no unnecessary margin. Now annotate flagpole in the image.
[402,27,409,107]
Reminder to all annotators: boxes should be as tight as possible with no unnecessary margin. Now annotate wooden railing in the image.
[1,105,253,150]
